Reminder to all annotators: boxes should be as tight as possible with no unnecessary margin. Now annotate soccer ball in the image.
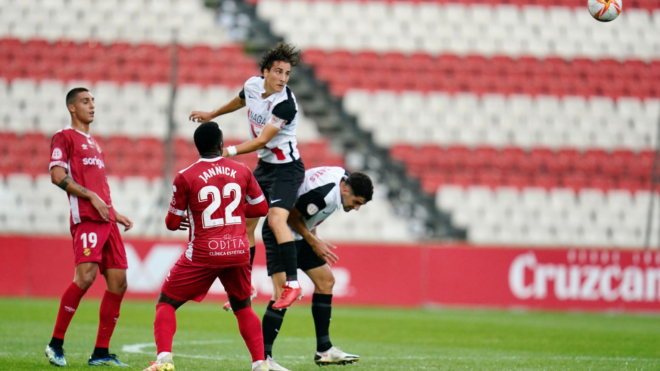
[588,0,622,22]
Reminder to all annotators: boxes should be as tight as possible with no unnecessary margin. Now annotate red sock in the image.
[154,302,177,354]
[234,307,264,362]
[52,282,87,340]
[95,290,124,348]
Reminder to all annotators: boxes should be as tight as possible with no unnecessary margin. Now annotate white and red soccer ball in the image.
[588,0,622,22]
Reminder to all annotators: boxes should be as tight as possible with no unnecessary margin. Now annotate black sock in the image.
[92,347,109,358]
[278,241,298,281]
[249,246,255,266]
[262,300,287,359]
[49,337,64,350]
[312,293,333,352]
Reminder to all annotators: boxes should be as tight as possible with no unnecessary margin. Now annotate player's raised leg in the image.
[46,262,97,367]
[306,265,359,366]
[269,208,304,309]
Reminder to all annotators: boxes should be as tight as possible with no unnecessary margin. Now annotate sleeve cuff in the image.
[49,161,68,170]
[168,206,185,216]
[246,194,265,205]
[266,115,286,129]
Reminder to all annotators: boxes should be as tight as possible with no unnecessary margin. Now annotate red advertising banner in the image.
[1,235,659,311]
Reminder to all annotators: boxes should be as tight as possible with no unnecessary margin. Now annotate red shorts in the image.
[161,257,252,303]
[70,221,128,273]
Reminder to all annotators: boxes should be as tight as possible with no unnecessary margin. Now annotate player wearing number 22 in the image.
[142,122,269,371]
[45,88,134,367]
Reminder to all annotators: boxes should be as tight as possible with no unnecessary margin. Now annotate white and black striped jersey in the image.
[239,76,300,164]
[290,166,349,241]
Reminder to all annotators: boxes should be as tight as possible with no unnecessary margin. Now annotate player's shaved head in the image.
[65,87,90,106]
[345,172,373,202]
[194,122,224,156]
[260,42,301,74]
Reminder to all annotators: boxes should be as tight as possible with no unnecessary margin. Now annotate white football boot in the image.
[266,356,291,371]
[314,347,360,366]
[251,360,268,371]
[142,352,175,371]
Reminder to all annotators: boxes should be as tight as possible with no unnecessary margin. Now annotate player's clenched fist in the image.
[189,111,214,123]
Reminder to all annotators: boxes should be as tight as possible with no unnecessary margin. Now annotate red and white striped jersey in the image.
[240,76,300,164]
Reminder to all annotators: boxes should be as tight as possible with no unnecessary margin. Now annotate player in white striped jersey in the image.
[189,43,305,310]
[261,166,373,369]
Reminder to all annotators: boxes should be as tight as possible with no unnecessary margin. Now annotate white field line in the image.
[122,341,660,363]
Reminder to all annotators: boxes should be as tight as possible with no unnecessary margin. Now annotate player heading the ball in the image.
[189,42,305,310]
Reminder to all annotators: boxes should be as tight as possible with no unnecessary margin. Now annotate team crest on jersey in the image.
[83,248,91,257]
[307,203,319,215]
[267,101,272,111]
[51,148,62,160]
[88,137,101,152]
[82,144,88,150]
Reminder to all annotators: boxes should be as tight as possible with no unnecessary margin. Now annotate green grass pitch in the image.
[1,298,659,370]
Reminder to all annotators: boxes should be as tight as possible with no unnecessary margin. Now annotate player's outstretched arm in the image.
[113,209,133,231]
[288,207,339,265]
[50,166,110,221]
[223,124,280,157]
[189,95,246,123]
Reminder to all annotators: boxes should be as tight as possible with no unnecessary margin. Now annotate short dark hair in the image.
[346,172,373,202]
[194,122,223,155]
[66,87,89,106]
[259,42,301,74]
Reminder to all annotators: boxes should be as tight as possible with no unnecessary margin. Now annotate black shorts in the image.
[253,158,305,212]
[262,217,326,276]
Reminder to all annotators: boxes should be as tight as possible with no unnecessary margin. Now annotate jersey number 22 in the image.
[199,184,241,229]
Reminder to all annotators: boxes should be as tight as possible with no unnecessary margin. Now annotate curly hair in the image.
[259,42,301,74]
[346,172,374,202]
[194,121,223,155]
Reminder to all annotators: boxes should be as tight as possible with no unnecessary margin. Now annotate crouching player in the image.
[142,122,269,371]
[263,167,373,370]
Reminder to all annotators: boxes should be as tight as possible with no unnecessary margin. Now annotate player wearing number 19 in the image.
[45,88,134,367]
[142,122,269,371]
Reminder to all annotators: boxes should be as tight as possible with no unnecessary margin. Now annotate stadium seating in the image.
[0,1,413,242]
[253,0,660,247]
[437,185,660,247]
[259,1,660,59]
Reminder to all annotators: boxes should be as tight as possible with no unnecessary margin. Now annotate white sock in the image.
[252,360,264,368]
[157,352,172,363]
[286,280,300,288]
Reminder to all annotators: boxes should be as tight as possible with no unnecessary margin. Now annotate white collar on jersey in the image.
[197,156,224,162]
[66,125,91,138]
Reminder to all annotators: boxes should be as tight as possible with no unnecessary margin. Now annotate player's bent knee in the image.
[267,214,286,230]
[317,276,335,294]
